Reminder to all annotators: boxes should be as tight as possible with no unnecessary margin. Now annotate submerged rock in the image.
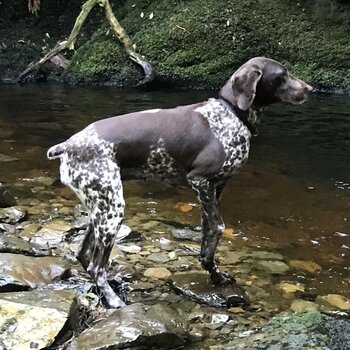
[0,253,71,292]
[70,303,189,349]
[0,184,17,207]
[0,289,79,350]
[172,227,202,242]
[169,272,249,308]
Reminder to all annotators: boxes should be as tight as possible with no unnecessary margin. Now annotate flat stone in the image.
[30,219,72,247]
[70,303,188,350]
[146,252,177,264]
[144,267,172,280]
[0,206,27,224]
[319,294,350,311]
[257,260,290,275]
[0,253,71,292]
[0,233,50,256]
[172,227,202,242]
[0,289,79,350]
[18,223,41,240]
[290,300,319,312]
[0,223,16,234]
[279,282,305,294]
[289,260,322,273]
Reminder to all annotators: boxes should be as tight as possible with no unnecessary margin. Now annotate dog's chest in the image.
[195,99,251,178]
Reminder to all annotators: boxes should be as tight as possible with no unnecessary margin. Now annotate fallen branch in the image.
[17,0,154,85]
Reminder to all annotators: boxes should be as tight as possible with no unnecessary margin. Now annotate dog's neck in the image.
[218,96,261,136]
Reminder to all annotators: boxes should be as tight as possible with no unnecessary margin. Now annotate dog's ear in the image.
[231,65,263,110]
[219,64,262,111]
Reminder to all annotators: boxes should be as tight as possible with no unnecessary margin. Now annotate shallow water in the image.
[1,83,350,304]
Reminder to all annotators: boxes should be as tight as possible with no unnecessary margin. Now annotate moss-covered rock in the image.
[66,0,350,89]
[229,310,350,349]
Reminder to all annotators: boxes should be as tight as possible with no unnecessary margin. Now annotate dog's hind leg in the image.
[62,156,126,308]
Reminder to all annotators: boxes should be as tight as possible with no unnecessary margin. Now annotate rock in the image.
[0,184,17,207]
[220,251,250,265]
[205,313,230,330]
[230,310,350,349]
[178,203,194,213]
[0,253,71,292]
[146,251,177,264]
[144,267,172,280]
[18,222,41,240]
[70,303,189,349]
[118,243,141,254]
[0,233,51,256]
[257,260,290,275]
[0,223,16,234]
[319,294,350,311]
[0,206,27,224]
[30,219,72,248]
[0,153,19,162]
[289,259,322,273]
[290,300,319,312]
[0,289,80,350]
[169,272,249,308]
[172,227,202,242]
[279,281,305,294]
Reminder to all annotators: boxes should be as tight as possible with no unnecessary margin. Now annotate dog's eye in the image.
[274,76,285,86]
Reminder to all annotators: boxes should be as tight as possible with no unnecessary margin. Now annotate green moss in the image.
[67,0,350,89]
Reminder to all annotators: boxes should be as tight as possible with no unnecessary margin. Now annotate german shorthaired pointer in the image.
[48,57,312,308]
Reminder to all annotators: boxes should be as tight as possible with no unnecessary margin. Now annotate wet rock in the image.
[70,303,189,349]
[169,272,249,308]
[172,227,202,242]
[0,289,80,350]
[146,251,178,264]
[205,313,230,330]
[230,310,350,349]
[30,219,72,248]
[0,184,17,207]
[0,153,19,162]
[18,222,41,240]
[0,206,27,224]
[144,267,172,280]
[21,169,56,187]
[257,260,290,275]
[318,294,350,311]
[0,233,51,256]
[0,253,72,291]
[0,223,16,234]
[290,300,319,312]
[289,259,322,273]
[279,281,305,294]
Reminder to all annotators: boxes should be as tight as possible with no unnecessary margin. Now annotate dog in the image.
[47,57,312,308]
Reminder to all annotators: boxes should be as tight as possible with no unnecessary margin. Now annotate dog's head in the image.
[219,57,313,111]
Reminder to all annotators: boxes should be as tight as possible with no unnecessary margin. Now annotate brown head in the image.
[219,57,313,111]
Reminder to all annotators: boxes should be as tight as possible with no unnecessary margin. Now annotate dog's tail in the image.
[47,141,68,160]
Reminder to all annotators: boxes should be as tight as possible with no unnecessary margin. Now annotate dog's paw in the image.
[210,271,236,286]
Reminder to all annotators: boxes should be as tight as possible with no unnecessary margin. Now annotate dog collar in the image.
[219,97,259,136]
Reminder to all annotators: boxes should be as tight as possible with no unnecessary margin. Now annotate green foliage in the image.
[67,0,350,89]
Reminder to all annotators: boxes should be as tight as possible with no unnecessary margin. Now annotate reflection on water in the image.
[0,83,350,299]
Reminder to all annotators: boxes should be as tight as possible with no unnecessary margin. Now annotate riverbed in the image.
[0,84,349,349]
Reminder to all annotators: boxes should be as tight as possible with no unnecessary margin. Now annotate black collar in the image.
[219,97,259,136]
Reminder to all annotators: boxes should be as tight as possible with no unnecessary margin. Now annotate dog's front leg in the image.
[189,178,234,286]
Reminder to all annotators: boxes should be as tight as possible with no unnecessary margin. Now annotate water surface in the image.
[1,84,349,300]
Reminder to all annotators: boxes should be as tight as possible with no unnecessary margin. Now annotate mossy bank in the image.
[1,0,350,90]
